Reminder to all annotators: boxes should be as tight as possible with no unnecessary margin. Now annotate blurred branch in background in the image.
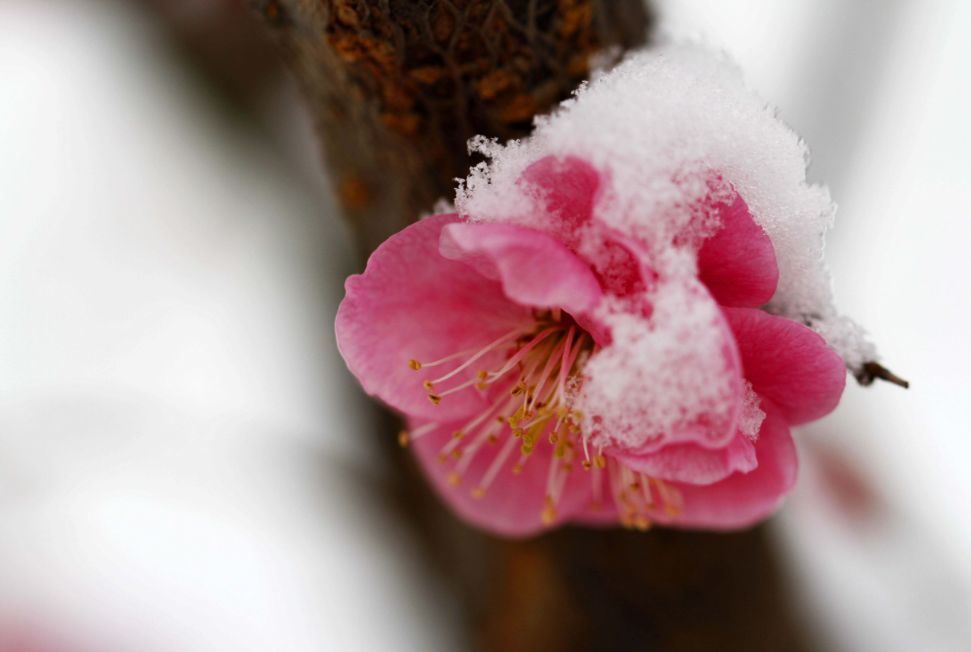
[250,0,651,252]
[137,0,281,112]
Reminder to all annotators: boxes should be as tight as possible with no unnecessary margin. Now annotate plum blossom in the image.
[335,46,856,536]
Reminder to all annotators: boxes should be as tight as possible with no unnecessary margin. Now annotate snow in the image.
[457,44,874,369]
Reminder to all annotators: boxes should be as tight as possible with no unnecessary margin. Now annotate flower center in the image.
[403,309,682,528]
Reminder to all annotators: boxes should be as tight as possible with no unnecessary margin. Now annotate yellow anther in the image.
[541,496,557,525]
[408,359,422,371]
[512,463,524,475]
[594,454,606,469]
[633,516,652,532]
[423,380,435,391]
[452,430,464,440]
[397,431,410,448]
[448,472,462,486]
[427,394,442,405]
[472,486,486,499]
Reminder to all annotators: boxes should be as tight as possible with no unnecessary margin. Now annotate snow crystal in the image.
[454,44,873,450]
[579,282,741,452]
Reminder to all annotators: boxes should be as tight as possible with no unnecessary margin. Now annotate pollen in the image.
[409,359,422,371]
[541,496,557,525]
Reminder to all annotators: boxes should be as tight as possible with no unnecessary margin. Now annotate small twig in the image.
[855,362,910,389]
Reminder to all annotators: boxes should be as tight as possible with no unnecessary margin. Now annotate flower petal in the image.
[725,308,846,424]
[665,403,797,529]
[698,193,779,307]
[410,419,596,538]
[518,155,600,235]
[336,215,532,421]
[441,222,604,317]
[618,432,758,485]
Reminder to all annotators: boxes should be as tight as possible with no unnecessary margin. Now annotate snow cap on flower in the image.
[458,44,874,368]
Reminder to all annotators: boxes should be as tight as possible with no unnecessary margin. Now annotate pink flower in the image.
[336,157,846,537]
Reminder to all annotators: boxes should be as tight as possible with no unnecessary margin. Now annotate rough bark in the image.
[254,0,649,251]
[251,1,813,650]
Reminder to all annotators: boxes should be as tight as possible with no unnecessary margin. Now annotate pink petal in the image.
[441,222,604,318]
[725,308,847,425]
[698,193,779,307]
[573,404,794,531]
[410,419,596,538]
[336,215,532,421]
[518,155,600,236]
[665,403,798,529]
[618,432,758,486]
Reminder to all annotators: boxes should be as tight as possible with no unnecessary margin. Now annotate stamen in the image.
[541,495,557,525]
[434,375,487,399]
[455,422,502,475]
[525,333,570,414]
[474,435,518,499]
[409,345,482,371]
[440,399,512,465]
[557,330,586,400]
[478,327,559,384]
[555,327,576,400]
[640,473,655,509]
[545,441,561,501]
[428,327,527,385]
[653,478,683,516]
[398,422,439,447]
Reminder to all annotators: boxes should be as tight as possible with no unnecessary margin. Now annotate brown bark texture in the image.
[254,0,649,251]
[251,1,813,650]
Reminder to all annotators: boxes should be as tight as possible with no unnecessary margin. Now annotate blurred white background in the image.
[0,0,968,650]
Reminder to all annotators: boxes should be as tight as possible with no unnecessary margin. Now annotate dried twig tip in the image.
[856,361,910,389]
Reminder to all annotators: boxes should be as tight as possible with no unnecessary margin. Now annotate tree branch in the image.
[253,0,648,250]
